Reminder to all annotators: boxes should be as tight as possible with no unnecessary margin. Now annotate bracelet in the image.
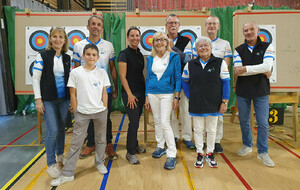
[175,96,180,100]
[222,102,228,105]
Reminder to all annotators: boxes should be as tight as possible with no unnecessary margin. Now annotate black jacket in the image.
[188,55,222,114]
[40,48,71,101]
[235,37,271,98]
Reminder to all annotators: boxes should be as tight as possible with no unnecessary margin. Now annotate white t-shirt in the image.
[72,38,115,92]
[152,51,170,81]
[193,37,232,59]
[67,66,111,114]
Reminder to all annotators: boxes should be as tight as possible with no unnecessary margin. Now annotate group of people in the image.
[32,14,275,187]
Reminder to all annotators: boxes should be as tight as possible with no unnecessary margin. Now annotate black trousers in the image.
[86,93,113,147]
[122,91,145,155]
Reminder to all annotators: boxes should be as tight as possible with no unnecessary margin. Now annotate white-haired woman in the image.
[182,36,230,168]
[144,32,181,170]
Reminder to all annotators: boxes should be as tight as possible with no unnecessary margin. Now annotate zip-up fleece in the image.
[145,52,181,96]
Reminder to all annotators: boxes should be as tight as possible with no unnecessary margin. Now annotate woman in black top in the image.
[118,26,146,164]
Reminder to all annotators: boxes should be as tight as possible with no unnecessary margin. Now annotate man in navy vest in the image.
[166,14,195,149]
[233,22,275,167]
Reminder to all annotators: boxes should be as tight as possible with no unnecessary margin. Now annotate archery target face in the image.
[25,26,89,85]
[138,26,165,55]
[29,61,34,77]
[258,25,277,83]
[141,29,156,52]
[29,30,49,52]
[258,28,273,43]
[68,30,86,51]
[179,29,197,45]
[178,26,201,46]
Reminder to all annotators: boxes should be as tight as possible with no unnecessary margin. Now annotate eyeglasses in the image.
[197,44,210,49]
[154,38,167,43]
[166,21,180,25]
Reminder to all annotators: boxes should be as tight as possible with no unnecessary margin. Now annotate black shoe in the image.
[175,138,178,144]
[214,143,223,153]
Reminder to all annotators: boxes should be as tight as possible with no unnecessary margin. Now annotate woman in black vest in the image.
[118,26,146,165]
[32,27,71,178]
[182,36,230,168]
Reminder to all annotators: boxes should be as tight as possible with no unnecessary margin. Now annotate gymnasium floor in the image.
[0,109,300,190]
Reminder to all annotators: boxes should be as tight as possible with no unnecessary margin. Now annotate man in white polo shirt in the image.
[73,15,118,160]
[193,16,232,153]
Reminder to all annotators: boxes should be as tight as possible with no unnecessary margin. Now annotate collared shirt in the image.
[117,46,145,93]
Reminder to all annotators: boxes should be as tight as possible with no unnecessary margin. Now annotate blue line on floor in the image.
[100,114,126,190]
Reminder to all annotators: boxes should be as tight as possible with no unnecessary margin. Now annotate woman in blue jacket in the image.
[144,32,181,170]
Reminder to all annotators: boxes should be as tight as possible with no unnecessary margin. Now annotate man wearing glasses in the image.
[193,16,233,153]
[166,14,195,150]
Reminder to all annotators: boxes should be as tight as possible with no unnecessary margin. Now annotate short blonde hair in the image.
[46,27,69,53]
[150,32,173,57]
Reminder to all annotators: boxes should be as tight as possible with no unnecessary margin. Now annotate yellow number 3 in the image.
[269,109,278,123]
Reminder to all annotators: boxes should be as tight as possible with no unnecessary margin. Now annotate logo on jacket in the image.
[207,68,215,72]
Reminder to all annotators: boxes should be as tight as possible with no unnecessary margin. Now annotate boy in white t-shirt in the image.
[50,44,111,187]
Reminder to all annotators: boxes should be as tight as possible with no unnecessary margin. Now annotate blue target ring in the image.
[179,29,197,45]
[68,30,86,51]
[29,30,49,52]
[141,29,156,52]
[258,29,272,43]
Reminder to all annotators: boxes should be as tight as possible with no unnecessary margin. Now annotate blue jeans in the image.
[237,95,269,154]
[43,98,70,166]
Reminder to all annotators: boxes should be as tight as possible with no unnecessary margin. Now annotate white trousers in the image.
[193,116,218,154]
[148,93,177,158]
[170,90,193,141]
[216,116,223,143]
[204,115,223,143]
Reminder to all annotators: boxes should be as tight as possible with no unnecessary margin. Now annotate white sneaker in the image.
[57,154,67,166]
[257,153,275,167]
[237,145,252,156]
[96,164,108,175]
[47,164,61,178]
[50,175,74,186]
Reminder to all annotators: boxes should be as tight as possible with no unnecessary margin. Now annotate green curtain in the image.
[210,5,292,110]
[4,6,35,115]
[103,12,126,113]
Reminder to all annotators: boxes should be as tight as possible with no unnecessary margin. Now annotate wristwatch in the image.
[222,101,228,105]
[175,96,181,100]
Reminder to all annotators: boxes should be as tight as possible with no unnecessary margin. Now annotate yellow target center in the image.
[149,38,153,44]
[259,36,265,42]
[73,38,79,43]
[37,39,43,44]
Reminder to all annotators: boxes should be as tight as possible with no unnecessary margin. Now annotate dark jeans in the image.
[122,91,145,155]
[86,93,113,147]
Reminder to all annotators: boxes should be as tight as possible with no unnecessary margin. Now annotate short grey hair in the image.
[195,36,212,49]
[88,15,103,25]
[243,21,259,31]
[205,16,220,25]
[166,14,180,24]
